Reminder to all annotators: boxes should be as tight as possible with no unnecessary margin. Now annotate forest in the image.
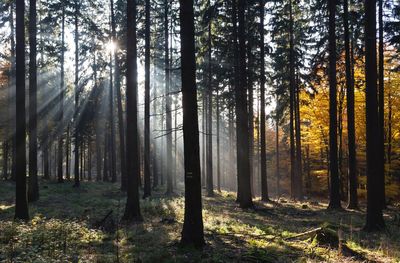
[0,0,400,262]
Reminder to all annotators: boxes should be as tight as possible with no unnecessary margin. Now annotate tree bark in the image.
[327,0,341,209]
[122,0,142,222]
[378,0,386,209]
[179,0,205,247]
[73,0,80,187]
[15,0,29,220]
[364,0,385,231]
[57,4,65,184]
[28,0,39,202]
[289,0,297,199]
[260,0,269,201]
[164,0,173,195]
[343,0,358,209]
[143,0,151,198]
[236,0,253,208]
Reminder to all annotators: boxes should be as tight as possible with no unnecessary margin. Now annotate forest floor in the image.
[1,181,400,263]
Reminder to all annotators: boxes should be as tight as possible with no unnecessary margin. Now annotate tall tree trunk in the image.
[206,12,214,197]
[202,93,206,187]
[164,0,173,194]
[246,3,254,198]
[179,0,205,247]
[236,0,253,208]
[260,0,269,201]
[73,0,80,187]
[289,0,297,199]
[143,0,151,198]
[66,124,70,180]
[216,89,221,192]
[275,111,280,197]
[109,43,116,183]
[28,0,39,202]
[378,0,386,209]
[9,1,15,182]
[232,0,240,198]
[123,0,142,222]
[152,69,159,189]
[295,77,303,199]
[116,58,126,190]
[95,124,102,181]
[327,0,341,209]
[343,0,358,209]
[387,74,392,178]
[15,0,29,220]
[57,4,65,184]
[364,0,385,231]
[103,135,109,182]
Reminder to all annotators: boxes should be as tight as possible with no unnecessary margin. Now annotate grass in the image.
[1,180,399,262]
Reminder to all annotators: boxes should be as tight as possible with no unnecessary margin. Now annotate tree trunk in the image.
[109,49,116,183]
[327,0,341,209]
[378,0,386,209]
[143,0,151,198]
[206,13,214,197]
[15,0,29,220]
[275,111,280,197]
[164,0,173,195]
[73,0,80,187]
[216,89,221,192]
[122,0,142,222]
[364,0,385,231]
[57,4,65,184]
[236,0,253,209]
[66,124,70,180]
[260,0,268,201]
[289,0,297,199]
[28,0,39,202]
[179,0,205,247]
[295,77,303,199]
[343,0,358,209]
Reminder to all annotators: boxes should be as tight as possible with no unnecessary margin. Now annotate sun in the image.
[106,41,117,53]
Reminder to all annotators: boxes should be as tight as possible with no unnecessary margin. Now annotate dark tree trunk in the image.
[164,0,173,195]
[216,89,221,192]
[103,135,109,182]
[236,0,253,209]
[343,0,358,209]
[260,0,268,201]
[108,43,116,183]
[206,12,214,197]
[9,2,15,182]
[202,93,206,188]
[15,0,29,220]
[95,125,102,181]
[275,110,280,197]
[152,71,159,189]
[364,0,385,231]
[232,0,240,198]
[179,0,205,247]
[115,58,126,190]
[143,0,151,198]
[73,0,80,187]
[295,77,303,199]
[28,0,39,202]
[289,0,297,199]
[387,76,392,177]
[66,125,70,180]
[57,5,65,184]
[327,0,341,209]
[2,142,8,180]
[378,0,386,209]
[122,0,142,222]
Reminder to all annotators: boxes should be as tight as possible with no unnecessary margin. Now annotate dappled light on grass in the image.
[0,181,399,262]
